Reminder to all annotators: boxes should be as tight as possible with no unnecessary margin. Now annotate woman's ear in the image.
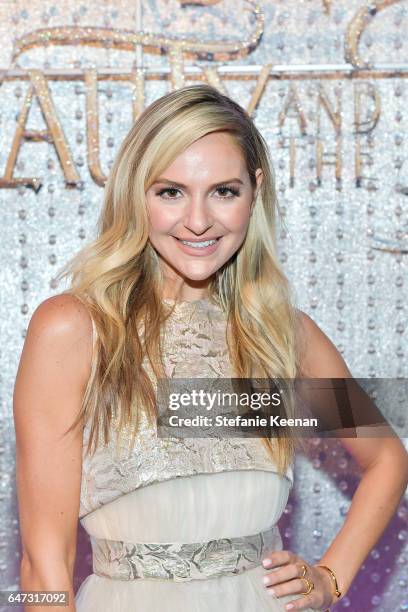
[250,168,264,214]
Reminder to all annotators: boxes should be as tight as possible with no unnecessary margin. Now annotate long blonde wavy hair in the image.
[55,84,304,475]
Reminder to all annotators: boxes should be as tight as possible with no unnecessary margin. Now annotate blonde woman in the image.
[14,84,408,612]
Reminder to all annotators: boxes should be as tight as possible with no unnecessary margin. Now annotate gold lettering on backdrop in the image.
[316,85,342,187]
[0,69,79,191]
[345,0,403,68]
[202,67,228,94]
[11,22,264,60]
[201,62,272,116]
[168,42,186,90]
[289,137,297,188]
[129,68,146,123]
[354,83,381,188]
[278,85,307,188]
[0,0,402,208]
[279,134,307,189]
[84,70,108,187]
[246,63,272,117]
[279,85,307,135]
[322,0,333,14]
[5,2,265,186]
[11,1,264,93]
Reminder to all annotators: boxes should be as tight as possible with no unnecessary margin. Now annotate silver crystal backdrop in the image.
[0,1,407,610]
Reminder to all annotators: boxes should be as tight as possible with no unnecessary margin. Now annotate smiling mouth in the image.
[174,236,222,246]
[174,236,222,241]
[172,236,223,253]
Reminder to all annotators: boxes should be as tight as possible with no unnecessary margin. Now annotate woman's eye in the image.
[157,188,180,199]
[216,186,240,198]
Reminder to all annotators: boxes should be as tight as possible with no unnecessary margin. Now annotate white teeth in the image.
[180,239,217,248]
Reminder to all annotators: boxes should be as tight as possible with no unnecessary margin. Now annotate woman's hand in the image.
[261,550,337,611]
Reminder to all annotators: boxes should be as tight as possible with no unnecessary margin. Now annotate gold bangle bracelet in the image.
[316,564,342,599]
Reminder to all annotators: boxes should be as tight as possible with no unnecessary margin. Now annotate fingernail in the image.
[267,588,276,596]
[262,576,270,585]
[285,605,294,610]
[262,558,272,568]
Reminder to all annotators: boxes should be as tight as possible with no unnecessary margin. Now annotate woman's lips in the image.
[173,236,222,256]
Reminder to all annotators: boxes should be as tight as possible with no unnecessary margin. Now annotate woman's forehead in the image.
[159,135,246,178]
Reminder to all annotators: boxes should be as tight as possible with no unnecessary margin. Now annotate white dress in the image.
[75,297,314,611]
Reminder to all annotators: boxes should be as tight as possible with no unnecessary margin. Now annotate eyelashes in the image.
[155,185,241,200]
[217,185,241,198]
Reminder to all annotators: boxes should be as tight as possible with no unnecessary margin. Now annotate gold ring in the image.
[299,564,307,578]
[300,577,314,595]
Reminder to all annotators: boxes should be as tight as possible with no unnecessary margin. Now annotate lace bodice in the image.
[79,297,294,520]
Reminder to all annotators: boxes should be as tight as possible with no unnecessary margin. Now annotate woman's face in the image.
[145,131,263,298]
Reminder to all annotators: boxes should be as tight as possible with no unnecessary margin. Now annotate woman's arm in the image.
[13,295,93,612]
[298,311,408,601]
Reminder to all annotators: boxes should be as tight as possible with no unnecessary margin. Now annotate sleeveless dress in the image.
[75,297,314,612]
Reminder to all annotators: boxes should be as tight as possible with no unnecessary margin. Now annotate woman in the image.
[13,84,408,612]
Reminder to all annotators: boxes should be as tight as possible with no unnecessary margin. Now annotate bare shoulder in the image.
[24,293,94,390]
[295,308,353,378]
[29,292,92,344]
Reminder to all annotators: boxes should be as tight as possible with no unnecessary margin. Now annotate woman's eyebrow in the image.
[154,177,244,189]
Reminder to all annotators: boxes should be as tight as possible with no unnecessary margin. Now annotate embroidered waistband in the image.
[90,524,282,582]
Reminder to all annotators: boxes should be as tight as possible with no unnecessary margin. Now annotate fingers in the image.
[263,577,311,599]
[262,549,297,569]
[261,553,324,610]
[263,566,306,589]
[281,592,317,611]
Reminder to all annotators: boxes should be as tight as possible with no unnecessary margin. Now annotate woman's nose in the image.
[182,197,214,234]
